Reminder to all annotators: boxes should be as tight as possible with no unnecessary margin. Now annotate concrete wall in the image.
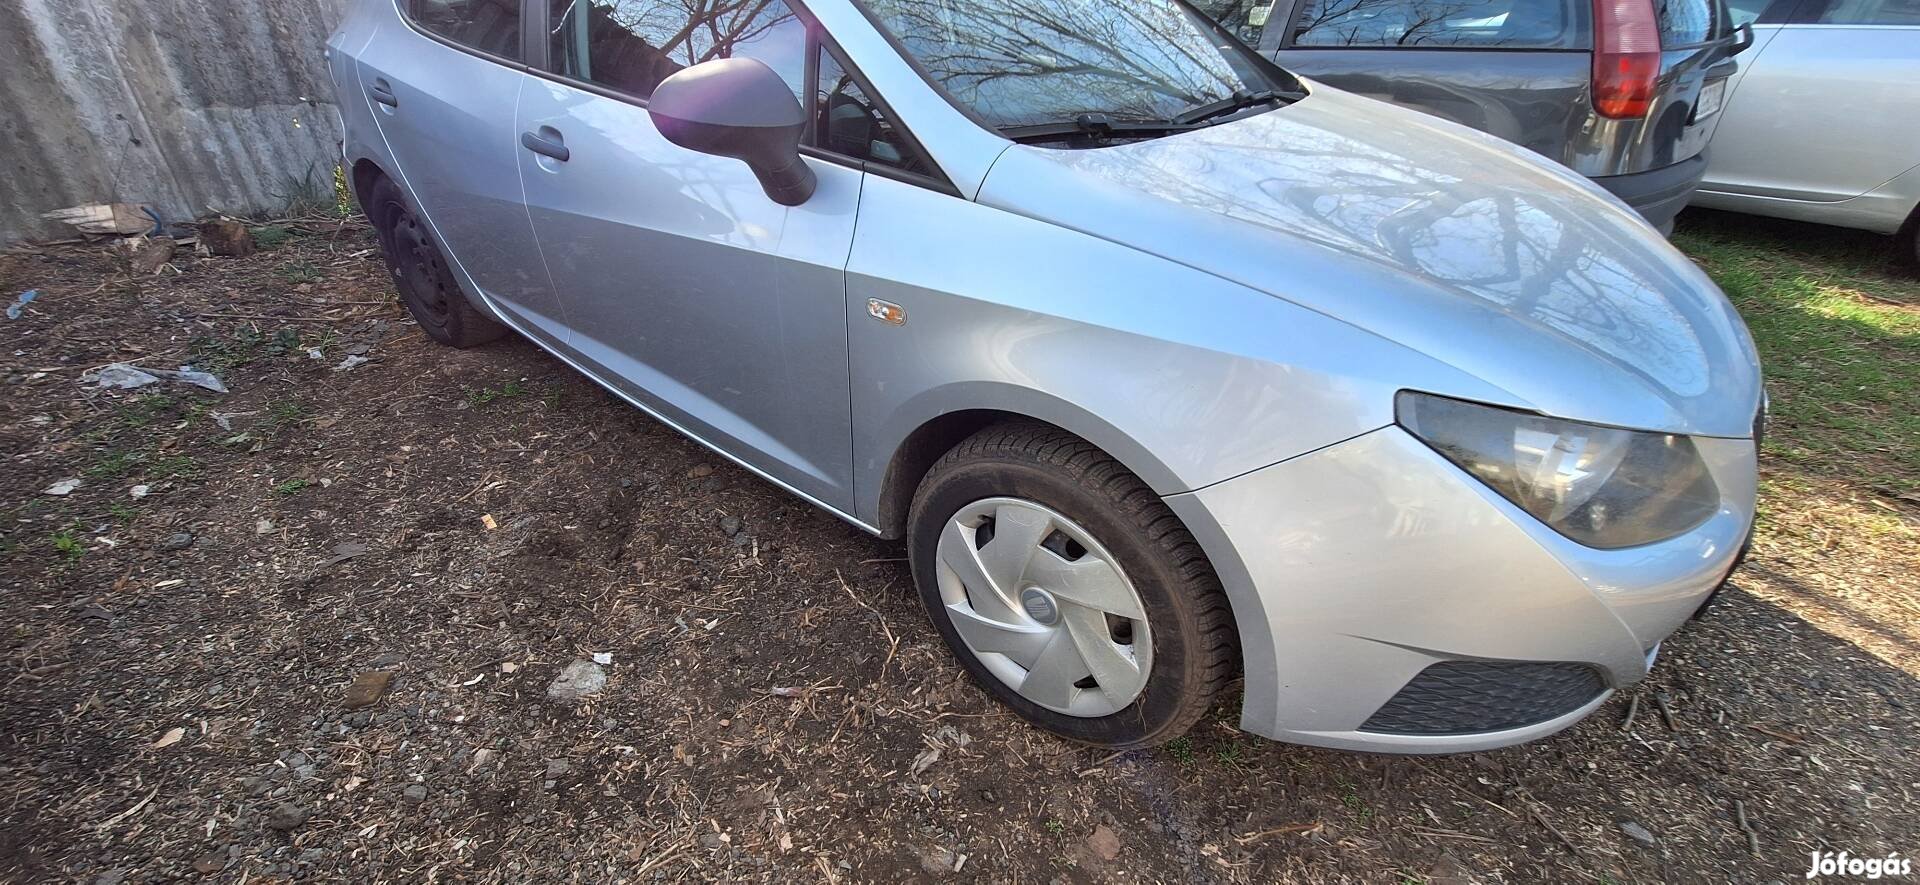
[0,0,352,243]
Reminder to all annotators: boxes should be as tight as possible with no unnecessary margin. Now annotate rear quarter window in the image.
[1288,0,1593,49]
[408,0,523,60]
[1656,0,1720,44]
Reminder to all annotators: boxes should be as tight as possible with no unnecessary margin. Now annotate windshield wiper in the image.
[1001,113,1199,144]
[1172,89,1300,126]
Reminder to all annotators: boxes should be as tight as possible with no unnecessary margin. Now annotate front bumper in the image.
[1166,425,1755,754]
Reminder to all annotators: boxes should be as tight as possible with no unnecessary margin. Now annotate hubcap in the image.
[935,498,1152,718]
[1020,588,1059,625]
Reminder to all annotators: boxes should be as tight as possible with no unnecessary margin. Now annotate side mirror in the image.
[1731,21,1754,53]
[648,57,816,206]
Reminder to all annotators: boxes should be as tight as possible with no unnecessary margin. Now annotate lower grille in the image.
[1359,661,1607,736]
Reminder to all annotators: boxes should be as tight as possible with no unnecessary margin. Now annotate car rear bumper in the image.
[1594,152,1709,235]
[1165,425,1755,754]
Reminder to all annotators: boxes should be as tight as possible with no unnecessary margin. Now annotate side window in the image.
[1289,0,1591,49]
[1196,0,1280,45]
[1657,0,1719,44]
[410,0,524,59]
[813,45,933,177]
[1792,0,1920,22]
[1725,0,1774,25]
[548,0,807,101]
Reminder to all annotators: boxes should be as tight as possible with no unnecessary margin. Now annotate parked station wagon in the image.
[327,0,1763,752]
[1200,0,1753,233]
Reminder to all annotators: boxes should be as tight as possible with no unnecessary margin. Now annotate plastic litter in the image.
[166,367,228,393]
[209,410,255,431]
[43,478,82,496]
[88,364,161,389]
[6,290,37,320]
[333,354,370,372]
[84,362,228,394]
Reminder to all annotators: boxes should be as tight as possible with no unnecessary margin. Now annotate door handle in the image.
[369,81,398,107]
[521,130,571,162]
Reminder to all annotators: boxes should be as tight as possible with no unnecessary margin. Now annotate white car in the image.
[1693,0,1920,264]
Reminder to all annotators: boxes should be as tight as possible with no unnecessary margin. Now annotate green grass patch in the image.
[465,379,528,408]
[50,528,84,560]
[85,450,143,479]
[277,260,323,284]
[252,225,297,249]
[190,329,267,377]
[1675,217,1920,497]
[272,478,312,497]
[147,454,200,480]
[267,399,308,428]
[1163,736,1195,765]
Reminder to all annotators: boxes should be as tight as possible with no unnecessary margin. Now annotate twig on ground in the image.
[1407,825,1498,845]
[836,570,898,685]
[1745,723,1804,744]
[1234,822,1322,844]
[1514,790,1582,856]
[1734,799,1760,855]
[96,785,160,832]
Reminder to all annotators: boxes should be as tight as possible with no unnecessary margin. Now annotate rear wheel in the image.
[907,422,1237,748]
[366,177,505,348]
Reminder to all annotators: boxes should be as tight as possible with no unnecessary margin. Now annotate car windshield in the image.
[852,0,1299,132]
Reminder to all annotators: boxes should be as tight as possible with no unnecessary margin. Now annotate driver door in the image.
[517,0,861,510]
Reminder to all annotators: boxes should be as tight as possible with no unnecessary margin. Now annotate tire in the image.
[1899,212,1920,274]
[365,177,506,348]
[907,422,1237,748]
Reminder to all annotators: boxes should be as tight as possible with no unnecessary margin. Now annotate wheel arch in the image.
[349,157,391,214]
[872,390,1267,730]
[864,382,1190,541]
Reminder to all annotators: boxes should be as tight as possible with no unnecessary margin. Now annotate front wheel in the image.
[907,423,1238,748]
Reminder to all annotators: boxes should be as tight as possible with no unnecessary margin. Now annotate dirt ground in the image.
[2,219,1916,884]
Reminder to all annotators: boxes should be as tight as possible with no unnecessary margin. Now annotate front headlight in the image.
[1396,391,1719,549]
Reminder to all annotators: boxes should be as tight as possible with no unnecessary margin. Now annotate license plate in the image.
[1696,78,1726,119]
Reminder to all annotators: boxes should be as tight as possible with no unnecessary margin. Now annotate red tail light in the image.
[1592,0,1660,118]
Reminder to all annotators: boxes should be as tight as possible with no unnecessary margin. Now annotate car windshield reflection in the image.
[854,0,1300,131]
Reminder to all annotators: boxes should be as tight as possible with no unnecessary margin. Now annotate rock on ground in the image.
[545,660,607,703]
[198,219,255,256]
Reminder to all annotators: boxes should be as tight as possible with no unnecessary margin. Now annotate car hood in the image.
[974,84,1763,438]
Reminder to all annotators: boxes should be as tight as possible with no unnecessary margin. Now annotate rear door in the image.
[1704,0,1920,201]
[355,0,569,344]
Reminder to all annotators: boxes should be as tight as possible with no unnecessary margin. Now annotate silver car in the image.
[326,0,1763,752]
[1693,0,1920,263]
